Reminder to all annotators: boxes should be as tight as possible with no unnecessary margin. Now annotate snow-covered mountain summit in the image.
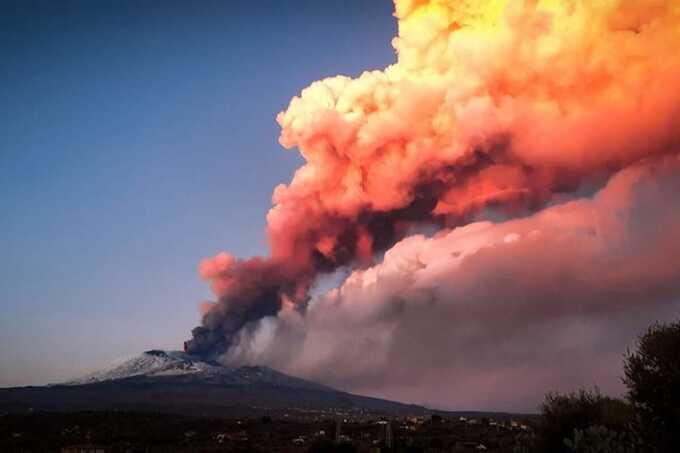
[66,350,328,391]
[67,350,222,384]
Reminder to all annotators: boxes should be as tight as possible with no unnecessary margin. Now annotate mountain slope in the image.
[67,350,225,384]
[0,350,427,417]
[66,350,331,391]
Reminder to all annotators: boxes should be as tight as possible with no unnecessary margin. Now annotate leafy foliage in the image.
[624,320,680,451]
[532,389,633,453]
[529,320,680,453]
[563,425,642,453]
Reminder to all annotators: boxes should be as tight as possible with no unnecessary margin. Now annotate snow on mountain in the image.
[66,350,221,384]
[65,350,329,391]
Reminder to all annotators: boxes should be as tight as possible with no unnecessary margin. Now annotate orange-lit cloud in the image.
[186,0,680,388]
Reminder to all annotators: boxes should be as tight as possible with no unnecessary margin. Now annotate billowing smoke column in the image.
[185,0,680,359]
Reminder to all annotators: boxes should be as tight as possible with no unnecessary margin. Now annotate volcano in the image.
[0,350,429,417]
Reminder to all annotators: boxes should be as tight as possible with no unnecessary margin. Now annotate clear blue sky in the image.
[0,0,396,386]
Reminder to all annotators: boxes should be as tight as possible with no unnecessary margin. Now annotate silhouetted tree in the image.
[624,320,680,451]
[533,389,633,453]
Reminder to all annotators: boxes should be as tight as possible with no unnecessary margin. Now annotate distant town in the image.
[1,410,536,452]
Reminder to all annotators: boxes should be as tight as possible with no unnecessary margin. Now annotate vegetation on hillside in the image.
[516,320,680,453]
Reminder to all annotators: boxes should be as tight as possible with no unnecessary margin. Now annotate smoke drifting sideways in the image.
[229,155,680,411]
[185,0,680,358]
